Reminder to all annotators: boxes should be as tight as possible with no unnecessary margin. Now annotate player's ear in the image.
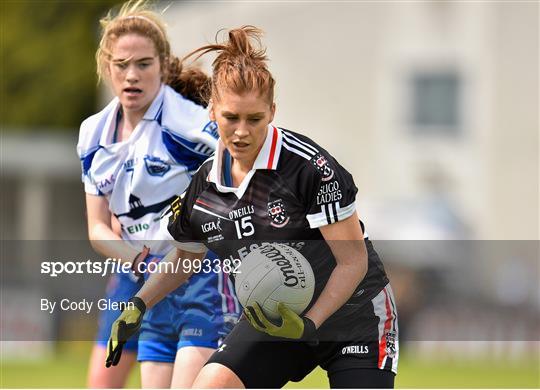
[269,102,276,123]
[160,56,169,82]
[105,61,112,78]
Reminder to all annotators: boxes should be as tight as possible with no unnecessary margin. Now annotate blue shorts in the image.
[96,272,143,351]
[137,253,240,363]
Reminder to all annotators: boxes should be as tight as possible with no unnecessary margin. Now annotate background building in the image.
[1,1,538,387]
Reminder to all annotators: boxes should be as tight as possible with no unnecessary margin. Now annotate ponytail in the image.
[183,26,275,104]
[166,56,211,107]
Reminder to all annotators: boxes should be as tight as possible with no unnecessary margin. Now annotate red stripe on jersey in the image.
[195,199,212,208]
[378,287,393,368]
[267,126,278,169]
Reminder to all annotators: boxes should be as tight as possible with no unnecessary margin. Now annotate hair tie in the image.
[123,15,165,39]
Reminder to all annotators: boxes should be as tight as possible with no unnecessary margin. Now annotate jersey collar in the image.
[252,125,282,170]
[142,84,165,121]
[208,125,283,198]
[99,84,165,146]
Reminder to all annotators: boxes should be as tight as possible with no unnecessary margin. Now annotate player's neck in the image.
[118,108,144,141]
[231,159,254,187]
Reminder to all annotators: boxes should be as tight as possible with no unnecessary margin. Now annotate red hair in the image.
[96,0,210,106]
[184,26,275,105]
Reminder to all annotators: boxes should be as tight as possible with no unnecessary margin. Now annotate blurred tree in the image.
[1,0,122,132]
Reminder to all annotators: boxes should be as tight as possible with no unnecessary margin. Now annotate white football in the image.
[234,243,315,319]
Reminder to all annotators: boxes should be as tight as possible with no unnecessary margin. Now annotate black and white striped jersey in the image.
[167,125,389,319]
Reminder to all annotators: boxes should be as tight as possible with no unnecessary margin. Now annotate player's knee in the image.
[192,363,245,389]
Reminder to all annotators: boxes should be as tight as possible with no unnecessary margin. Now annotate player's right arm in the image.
[85,193,140,262]
[78,114,143,264]
[104,181,205,368]
[134,247,204,309]
[106,161,211,367]
[132,161,210,308]
[105,246,204,367]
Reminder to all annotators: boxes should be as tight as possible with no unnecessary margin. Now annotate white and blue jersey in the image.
[77,84,239,360]
[78,84,218,254]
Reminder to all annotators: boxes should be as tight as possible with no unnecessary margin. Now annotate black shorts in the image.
[206,284,399,388]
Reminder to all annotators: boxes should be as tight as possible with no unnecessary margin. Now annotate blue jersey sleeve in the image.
[161,121,218,173]
[77,113,109,196]
[160,86,218,174]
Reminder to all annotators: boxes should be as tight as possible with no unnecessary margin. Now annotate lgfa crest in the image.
[267,200,290,228]
[310,153,334,182]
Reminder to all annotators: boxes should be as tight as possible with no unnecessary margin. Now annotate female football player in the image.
[108,25,398,388]
[77,1,238,387]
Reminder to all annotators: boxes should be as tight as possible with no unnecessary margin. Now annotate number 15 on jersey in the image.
[234,216,255,239]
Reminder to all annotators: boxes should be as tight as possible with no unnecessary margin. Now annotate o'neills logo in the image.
[342,345,369,354]
[259,245,306,288]
[229,205,255,220]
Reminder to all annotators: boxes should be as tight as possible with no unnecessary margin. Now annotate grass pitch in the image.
[1,342,538,388]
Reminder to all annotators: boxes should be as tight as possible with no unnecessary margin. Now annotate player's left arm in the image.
[304,211,368,328]
[244,210,368,339]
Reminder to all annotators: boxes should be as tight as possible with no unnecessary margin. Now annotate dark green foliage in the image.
[1,0,122,131]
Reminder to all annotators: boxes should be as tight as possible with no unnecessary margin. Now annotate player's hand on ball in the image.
[244,302,317,342]
[105,297,146,368]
